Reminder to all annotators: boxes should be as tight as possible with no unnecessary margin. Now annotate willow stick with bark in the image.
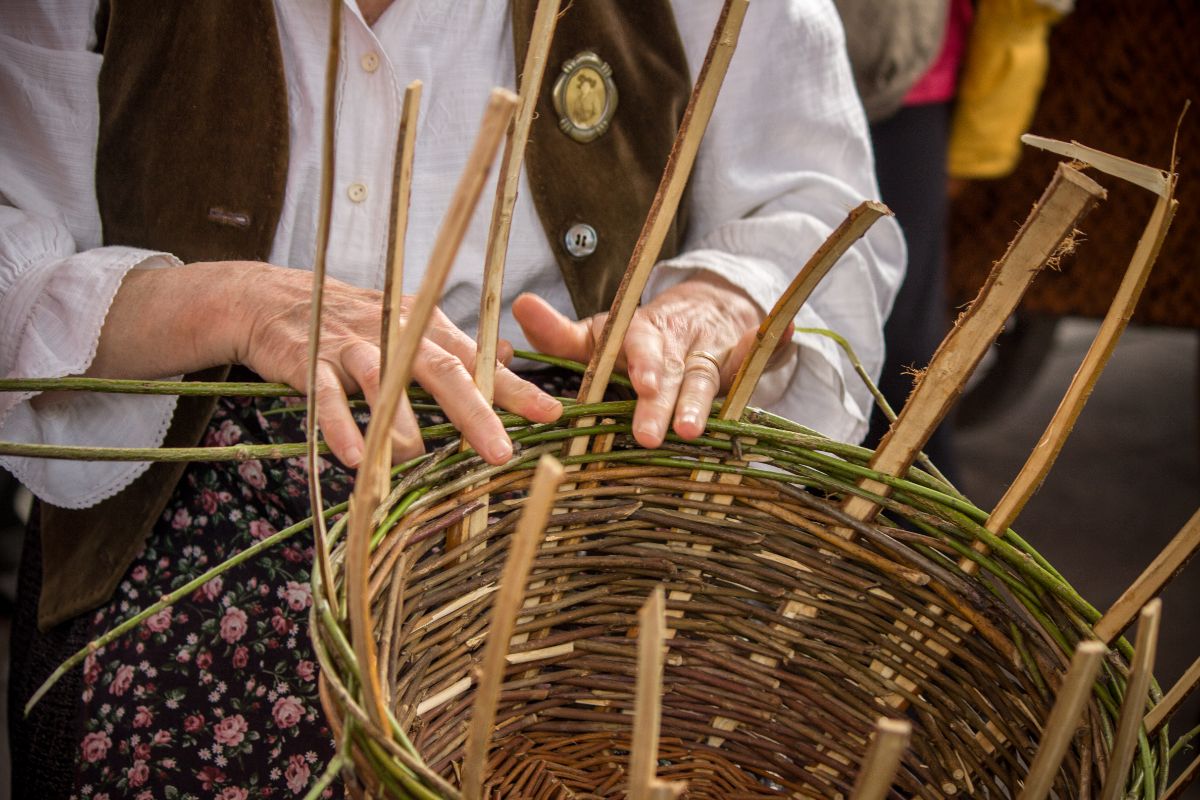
[306,0,343,611]
[449,0,561,553]
[568,0,748,458]
[344,89,518,731]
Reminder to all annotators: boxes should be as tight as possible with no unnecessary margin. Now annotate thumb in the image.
[512,293,595,363]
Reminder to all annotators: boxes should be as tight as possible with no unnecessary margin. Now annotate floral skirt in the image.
[10,369,582,799]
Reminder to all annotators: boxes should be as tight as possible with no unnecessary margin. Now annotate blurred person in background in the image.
[837,0,1070,480]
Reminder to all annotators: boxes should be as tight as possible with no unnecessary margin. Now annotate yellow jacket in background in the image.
[948,0,1069,179]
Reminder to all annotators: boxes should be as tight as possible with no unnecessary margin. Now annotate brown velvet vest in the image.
[37,1,691,628]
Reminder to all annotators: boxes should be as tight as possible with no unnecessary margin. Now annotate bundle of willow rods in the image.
[309,389,1170,799]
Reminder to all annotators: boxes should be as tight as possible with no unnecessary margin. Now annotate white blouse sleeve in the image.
[0,2,182,509]
[649,0,906,444]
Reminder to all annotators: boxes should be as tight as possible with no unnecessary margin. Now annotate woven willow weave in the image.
[311,402,1169,798]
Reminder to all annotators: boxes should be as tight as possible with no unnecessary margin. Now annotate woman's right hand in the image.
[88,261,563,467]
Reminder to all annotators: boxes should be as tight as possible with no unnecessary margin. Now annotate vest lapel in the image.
[513,0,692,319]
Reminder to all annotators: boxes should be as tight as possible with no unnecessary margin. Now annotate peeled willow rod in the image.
[629,587,684,800]
[451,0,561,553]
[376,79,424,489]
[380,80,423,382]
[461,454,563,800]
[1100,600,1162,800]
[1094,506,1200,645]
[1018,640,1106,800]
[345,88,518,732]
[1145,653,1200,735]
[567,0,748,458]
[842,164,1106,530]
[849,717,913,800]
[962,142,1179,574]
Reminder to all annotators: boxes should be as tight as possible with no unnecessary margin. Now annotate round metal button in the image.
[361,51,380,73]
[347,182,368,203]
[564,223,598,258]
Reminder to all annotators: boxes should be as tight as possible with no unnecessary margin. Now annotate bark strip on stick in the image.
[842,164,1105,530]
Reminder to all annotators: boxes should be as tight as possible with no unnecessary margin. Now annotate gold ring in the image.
[685,350,722,374]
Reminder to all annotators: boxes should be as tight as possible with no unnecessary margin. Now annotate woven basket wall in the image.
[313,403,1167,798]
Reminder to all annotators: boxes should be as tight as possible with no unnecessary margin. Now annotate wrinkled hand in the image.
[232,264,562,467]
[514,274,786,448]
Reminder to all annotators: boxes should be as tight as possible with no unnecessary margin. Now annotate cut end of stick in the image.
[721,199,891,422]
[1021,134,1170,197]
[629,585,670,800]
[849,716,912,800]
[1019,640,1106,800]
[488,86,519,111]
[461,454,563,800]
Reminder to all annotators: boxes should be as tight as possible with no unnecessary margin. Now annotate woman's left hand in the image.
[514,273,786,448]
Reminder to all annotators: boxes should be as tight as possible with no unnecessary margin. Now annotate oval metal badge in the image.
[552,51,618,143]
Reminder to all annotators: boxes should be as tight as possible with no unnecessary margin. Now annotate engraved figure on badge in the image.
[569,71,603,129]
[553,51,618,143]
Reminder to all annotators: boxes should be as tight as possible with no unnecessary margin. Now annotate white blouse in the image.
[0,0,904,509]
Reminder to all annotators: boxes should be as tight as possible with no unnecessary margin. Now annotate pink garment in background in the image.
[904,0,974,106]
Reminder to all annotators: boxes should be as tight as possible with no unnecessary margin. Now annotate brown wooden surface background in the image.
[949,0,1199,328]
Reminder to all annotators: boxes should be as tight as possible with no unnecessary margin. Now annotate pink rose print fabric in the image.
[52,371,576,798]
[67,397,370,798]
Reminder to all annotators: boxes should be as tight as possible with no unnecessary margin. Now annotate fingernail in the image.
[344,445,363,467]
[487,439,512,464]
[634,419,662,445]
[679,409,699,430]
[397,435,424,459]
[536,392,561,415]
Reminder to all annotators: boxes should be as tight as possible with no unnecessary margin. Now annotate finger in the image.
[512,293,594,363]
[494,363,563,423]
[411,340,513,465]
[625,317,684,448]
[312,362,365,468]
[497,338,515,366]
[391,393,424,463]
[340,340,382,405]
[427,312,562,424]
[340,340,423,459]
[673,349,723,440]
[722,321,796,388]
[768,321,797,369]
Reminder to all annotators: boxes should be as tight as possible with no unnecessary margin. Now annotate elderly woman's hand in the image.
[87,261,563,468]
[513,273,782,448]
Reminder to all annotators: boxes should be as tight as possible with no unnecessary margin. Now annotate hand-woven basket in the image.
[9,2,1190,797]
[310,398,1170,799]
[303,3,1192,793]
